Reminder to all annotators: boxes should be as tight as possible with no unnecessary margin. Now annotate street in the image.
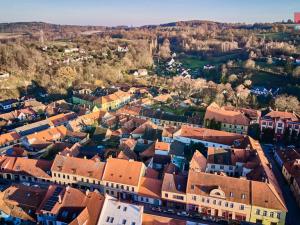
[262,145,300,225]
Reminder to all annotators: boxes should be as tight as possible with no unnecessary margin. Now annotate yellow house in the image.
[102,158,146,200]
[51,154,106,191]
[249,181,287,225]
[186,171,287,225]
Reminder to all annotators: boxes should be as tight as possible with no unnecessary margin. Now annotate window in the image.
[270,212,274,218]
[116,184,119,188]
[206,198,210,203]
[58,174,60,178]
[220,165,224,169]
[117,205,121,209]
[230,203,234,208]
[192,196,196,201]
[165,193,168,198]
[211,165,215,169]
[122,219,127,224]
[191,185,195,190]
[229,166,233,170]
[173,195,184,200]
[131,187,134,191]
[225,202,228,207]
[110,217,114,223]
[277,213,281,219]
[202,197,205,202]
[241,194,246,199]
[213,200,216,205]
[230,192,233,197]
[218,201,222,206]
[126,186,129,191]
[131,223,136,225]
[263,211,267,216]
[106,217,110,222]
[123,207,127,212]
[240,205,244,210]
[53,173,56,177]
[277,123,283,127]
[256,209,260,215]
[73,176,77,181]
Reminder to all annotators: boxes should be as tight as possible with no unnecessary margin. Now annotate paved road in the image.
[262,145,300,225]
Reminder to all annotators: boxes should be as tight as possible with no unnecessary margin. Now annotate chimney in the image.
[58,195,62,204]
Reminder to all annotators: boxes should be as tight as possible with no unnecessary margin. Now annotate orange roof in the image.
[0,131,20,146]
[38,185,105,225]
[189,150,207,172]
[102,158,145,186]
[265,110,299,121]
[251,181,287,211]
[155,141,170,152]
[142,213,186,225]
[26,125,68,144]
[0,156,52,179]
[138,177,162,199]
[0,184,47,222]
[178,126,244,146]
[51,154,105,180]
[187,171,251,204]
[204,102,250,126]
[48,112,77,126]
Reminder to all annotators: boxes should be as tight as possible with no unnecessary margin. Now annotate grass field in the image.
[178,53,241,70]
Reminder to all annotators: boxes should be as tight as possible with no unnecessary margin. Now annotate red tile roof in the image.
[51,154,105,180]
[204,102,250,126]
[102,158,145,187]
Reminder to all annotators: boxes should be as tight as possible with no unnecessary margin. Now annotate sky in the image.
[0,0,299,26]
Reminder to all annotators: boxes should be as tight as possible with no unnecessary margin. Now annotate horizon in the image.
[1,0,299,27]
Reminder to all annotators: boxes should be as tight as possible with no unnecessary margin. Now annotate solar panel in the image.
[42,186,63,211]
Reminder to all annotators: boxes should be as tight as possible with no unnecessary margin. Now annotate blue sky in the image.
[1,0,299,26]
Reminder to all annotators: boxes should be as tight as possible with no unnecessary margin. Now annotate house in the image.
[0,184,46,224]
[135,177,162,206]
[37,185,105,225]
[0,131,21,150]
[22,125,69,150]
[186,171,287,225]
[51,154,106,191]
[274,148,300,169]
[203,64,216,70]
[14,119,52,137]
[173,126,246,149]
[48,112,77,127]
[102,158,146,200]
[204,102,250,134]
[206,147,258,177]
[0,156,52,183]
[0,99,19,111]
[117,46,129,52]
[260,110,300,140]
[154,141,170,156]
[97,194,143,225]
[161,173,187,210]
